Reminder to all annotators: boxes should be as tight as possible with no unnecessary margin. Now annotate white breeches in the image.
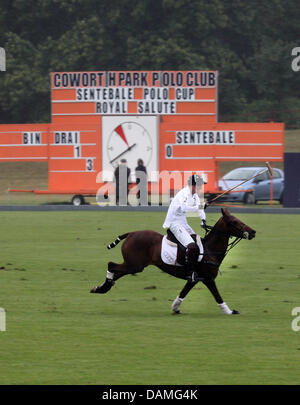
[168,222,195,247]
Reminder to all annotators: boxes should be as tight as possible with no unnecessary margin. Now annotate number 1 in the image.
[74,145,81,158]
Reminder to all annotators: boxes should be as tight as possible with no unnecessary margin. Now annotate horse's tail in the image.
[107,233,130,250]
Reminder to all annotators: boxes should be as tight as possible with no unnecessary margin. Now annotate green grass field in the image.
[0,210,299,385]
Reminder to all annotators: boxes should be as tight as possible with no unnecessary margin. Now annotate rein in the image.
[225,236,243,255]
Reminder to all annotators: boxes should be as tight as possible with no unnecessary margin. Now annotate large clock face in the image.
[102,116,158,181]
[107,122,153,169]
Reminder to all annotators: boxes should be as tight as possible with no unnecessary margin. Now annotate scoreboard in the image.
[0,70,284,202]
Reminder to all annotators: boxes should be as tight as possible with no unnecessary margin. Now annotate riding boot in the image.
[186,262,198,283]
[186,242,200,282]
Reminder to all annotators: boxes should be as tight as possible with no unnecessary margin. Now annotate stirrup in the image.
[187,271,196,283]
[187,271,204,283]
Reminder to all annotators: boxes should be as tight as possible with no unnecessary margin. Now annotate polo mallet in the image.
[207,162,273,206]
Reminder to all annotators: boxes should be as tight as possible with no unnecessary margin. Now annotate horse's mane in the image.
[203,215,226,243]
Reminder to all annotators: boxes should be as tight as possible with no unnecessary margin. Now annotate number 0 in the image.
[166,144,173,158]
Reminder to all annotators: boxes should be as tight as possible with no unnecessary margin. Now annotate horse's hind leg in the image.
[90,272,125,294]
[90,261,142,294]
[108,261,143,275]
[172,281,198,314]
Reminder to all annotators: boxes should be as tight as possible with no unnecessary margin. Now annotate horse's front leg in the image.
[172,281,198,314]
[202,278,240,315]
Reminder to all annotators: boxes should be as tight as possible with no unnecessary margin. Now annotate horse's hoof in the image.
[232,309,240,315]
[90,285,107,294]
[90,279,114,294]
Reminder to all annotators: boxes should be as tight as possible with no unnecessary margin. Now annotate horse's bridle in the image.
[204,217,247,239]
[203,218,246,257]
[227,219,250,240]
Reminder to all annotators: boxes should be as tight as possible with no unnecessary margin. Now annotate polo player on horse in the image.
[163,174,208,282]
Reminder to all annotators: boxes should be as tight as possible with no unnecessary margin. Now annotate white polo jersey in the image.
[163,186,206,229]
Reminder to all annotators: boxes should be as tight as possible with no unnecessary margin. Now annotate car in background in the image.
[218,167,284,204]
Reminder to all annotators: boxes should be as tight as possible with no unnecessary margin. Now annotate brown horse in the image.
[91,208,256,315]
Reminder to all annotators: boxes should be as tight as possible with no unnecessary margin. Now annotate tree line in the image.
[0,0,299,127]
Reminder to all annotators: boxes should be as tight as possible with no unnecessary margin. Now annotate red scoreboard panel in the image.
[0,71,284,199]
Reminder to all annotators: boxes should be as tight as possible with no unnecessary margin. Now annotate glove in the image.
[201,220,210,232]
[201,220,208,230]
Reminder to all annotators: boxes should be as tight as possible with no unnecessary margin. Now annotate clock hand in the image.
[115,124,129,146]
[109,143,137,165]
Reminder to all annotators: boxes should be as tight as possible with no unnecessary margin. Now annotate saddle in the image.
[166,229,199,266]
[166,229,217,267]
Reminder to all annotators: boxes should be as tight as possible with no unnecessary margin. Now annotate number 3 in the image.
[86,158,94,171]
